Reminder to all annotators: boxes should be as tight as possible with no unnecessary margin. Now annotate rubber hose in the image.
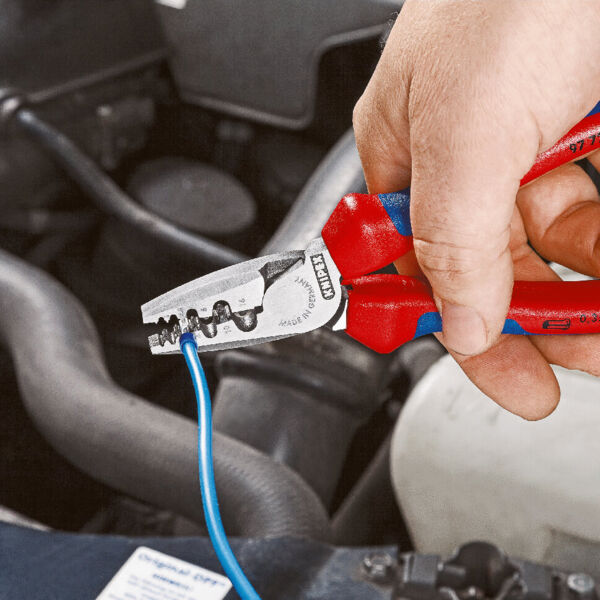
[261,128,365,254]
[0,247,330,540]
[14,109,246,269]
[331,436,397,546]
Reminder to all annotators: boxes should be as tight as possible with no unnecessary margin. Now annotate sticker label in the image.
[96,546,232,600]
[155,0,188,9]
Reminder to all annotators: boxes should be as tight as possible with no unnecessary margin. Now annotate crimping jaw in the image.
[141,238,346,354]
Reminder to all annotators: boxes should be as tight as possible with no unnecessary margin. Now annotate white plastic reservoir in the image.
[391,355,600,576]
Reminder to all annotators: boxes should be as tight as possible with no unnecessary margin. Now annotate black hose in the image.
[332,338,446,545]
[331,436,399,546]
[214,351,370,505]
[14,109,246,269]
[0,247,330,540]
[262,128,365,254]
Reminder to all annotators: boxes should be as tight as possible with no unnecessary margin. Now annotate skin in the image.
[353,0,600,419]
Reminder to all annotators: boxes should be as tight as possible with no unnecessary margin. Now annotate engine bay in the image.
[1,1,600,598]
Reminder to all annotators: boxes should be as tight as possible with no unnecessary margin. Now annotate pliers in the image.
[142,102,600,354]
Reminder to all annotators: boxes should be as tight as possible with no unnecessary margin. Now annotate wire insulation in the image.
[180,332,262,600]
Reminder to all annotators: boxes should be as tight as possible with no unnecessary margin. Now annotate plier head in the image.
[141,238,346,354]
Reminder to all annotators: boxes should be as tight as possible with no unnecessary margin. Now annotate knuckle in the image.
[352,94,370,134]
[413,232,509,286]
[414,238,482,279]
[589,232,600,273]
[352,96,376,159]
[353,96,408,164]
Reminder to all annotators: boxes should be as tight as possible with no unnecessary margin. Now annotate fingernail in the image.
[441,301,488,355]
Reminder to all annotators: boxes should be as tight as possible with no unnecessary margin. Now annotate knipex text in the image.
[310,253,335,300]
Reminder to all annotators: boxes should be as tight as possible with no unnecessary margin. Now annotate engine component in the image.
[395,541,593,600]
[3,521,597,600]
[87,95,158,171]
[12,106,248,318]
[77,155,258,310]
[13,109,245,270]
[262,128,365,254]
[0,520,395,599]
[128,157,256,238]
[0,506,48,532]
[391,354,600,577]
[331,337,445,546]
[155,0,402,128]
[252,131,325,213]
[0,137,65,209]
[0,0,165,101]
[213,350,379,505]
[0,246,329,540]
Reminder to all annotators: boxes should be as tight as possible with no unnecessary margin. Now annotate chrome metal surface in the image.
[141,237,345,354]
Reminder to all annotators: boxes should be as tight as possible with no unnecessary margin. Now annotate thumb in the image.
[353,53,536,356]
[354,85,528,355]
[410,111,537,355]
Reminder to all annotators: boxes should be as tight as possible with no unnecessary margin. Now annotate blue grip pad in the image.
[378,188,412,236]
[413,313,531,341]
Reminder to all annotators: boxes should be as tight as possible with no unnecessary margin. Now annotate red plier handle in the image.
[322,103,600,352]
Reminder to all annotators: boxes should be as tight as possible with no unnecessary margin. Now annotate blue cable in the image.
[180,332,262,600]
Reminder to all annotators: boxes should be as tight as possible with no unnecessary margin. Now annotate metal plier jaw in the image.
[141,238,346,355]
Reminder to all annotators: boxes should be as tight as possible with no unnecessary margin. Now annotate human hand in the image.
[353,0,600,419]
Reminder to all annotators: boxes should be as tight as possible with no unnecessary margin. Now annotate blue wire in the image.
[180,332,262,600]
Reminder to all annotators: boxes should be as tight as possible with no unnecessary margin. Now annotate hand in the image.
[353,0,600,419]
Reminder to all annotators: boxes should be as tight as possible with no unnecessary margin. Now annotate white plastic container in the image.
[391,355,600,575]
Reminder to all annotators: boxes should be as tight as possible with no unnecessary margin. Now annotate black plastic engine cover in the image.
[156,0,403,129]
[0,0,166,101]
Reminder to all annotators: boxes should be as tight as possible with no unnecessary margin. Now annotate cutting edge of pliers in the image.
[141,237,347,355]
